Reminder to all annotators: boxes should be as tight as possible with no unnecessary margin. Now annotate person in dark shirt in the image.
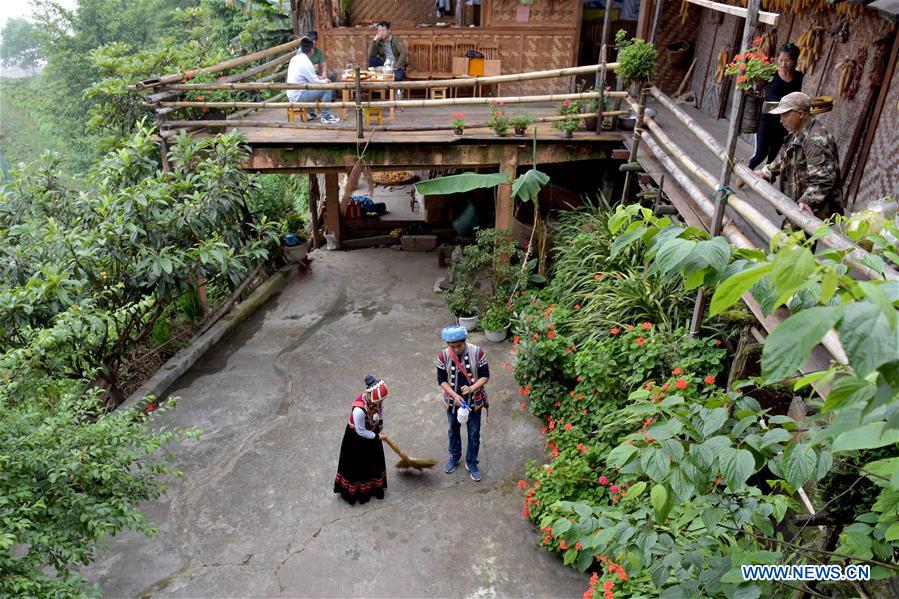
[747,43,804,169]
[436,326,490,482]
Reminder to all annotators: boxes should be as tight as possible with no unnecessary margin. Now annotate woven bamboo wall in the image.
[322,27,576,95]
[488,0,578,28]
[653,0,702,96]
[855,63,899,208]
[349,0,433,28]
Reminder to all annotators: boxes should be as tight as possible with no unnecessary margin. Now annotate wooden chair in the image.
[452,41,479,98]
[406,41,432,99]
[475,43,500,97]
[430,42,454,101]
[287,107,314,123]
[363,107,384,126]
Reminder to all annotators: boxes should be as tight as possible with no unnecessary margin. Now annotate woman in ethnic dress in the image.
[333,375,389,504]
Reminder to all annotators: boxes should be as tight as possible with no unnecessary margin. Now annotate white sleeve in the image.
[352,407,376,439]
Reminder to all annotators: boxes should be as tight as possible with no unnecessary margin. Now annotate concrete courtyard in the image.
[85,248,588,598]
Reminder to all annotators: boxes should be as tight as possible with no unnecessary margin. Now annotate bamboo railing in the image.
[649,87,898,283]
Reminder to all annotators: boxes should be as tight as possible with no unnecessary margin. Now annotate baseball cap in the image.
[307,30,318,41]
[769,92,812,114]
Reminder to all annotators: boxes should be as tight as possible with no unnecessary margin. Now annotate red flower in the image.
[552,446,559,458]
[604,580,614,599]
[610,484,621,493]
[520,290,526,295]
[520,401,527,409]
[559,540,569,550]
[635,337,645,347]
[641,321,652,329]
[675,378,688,390]
[715,339,722,346]
[565,347,573,353]
[626,325,633,331]
[517,479,529,489]
[563,422,573,431]
[594,274,603,281]
[546,465,553,473]
[704,375,716,385]
[598,475,609,485]
[143,402,158,414]
[575,542,584,550]
[645,436,655,442]
[575,304,581,310]
[554,401,561,407]
[547,330,557,339]
[672,367,683,376]
[577,376,584,382]
[452,112,465,118]
[610,327,620,335]
[562,100,571,108]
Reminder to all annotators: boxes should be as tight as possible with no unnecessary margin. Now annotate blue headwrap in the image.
[441,325,468,343]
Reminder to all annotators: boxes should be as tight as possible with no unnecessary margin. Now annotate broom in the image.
[381,434,438,470]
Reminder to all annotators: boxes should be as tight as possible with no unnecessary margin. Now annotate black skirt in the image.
[333,424,387,504]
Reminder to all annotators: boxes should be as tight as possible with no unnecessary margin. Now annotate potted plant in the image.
[510,112,534,137]
[552,99,579,139]
[724,36,777,134]
[481,296,512,342]
[446,282,479,330]
[282,211,309,263]
[614,30,658,87]
[338,0,351,26]
[452,113,465,136]
[487,101,510,136]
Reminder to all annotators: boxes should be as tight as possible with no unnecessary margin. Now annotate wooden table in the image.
[340,71,396,119]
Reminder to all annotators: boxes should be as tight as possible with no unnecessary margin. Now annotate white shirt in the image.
[286,53,324,102]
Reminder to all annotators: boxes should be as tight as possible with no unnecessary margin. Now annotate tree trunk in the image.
[293,0,315,37]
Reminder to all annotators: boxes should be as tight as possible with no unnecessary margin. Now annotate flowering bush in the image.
[553,99,580,134]
[487,101,510,136]
[451,112,465,131]
[724,37,777,92]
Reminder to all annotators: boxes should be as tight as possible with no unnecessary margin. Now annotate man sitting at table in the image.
[367,21,407,82]
[287,37,339,124]
[306,30,337,81]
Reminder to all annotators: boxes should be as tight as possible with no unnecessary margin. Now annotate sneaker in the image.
[321,114,340,124]
[444,458,460,474]
[307,112,317,120]
[466,464,481,482]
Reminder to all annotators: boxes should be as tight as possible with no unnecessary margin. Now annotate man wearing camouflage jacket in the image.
[759,92,844,220]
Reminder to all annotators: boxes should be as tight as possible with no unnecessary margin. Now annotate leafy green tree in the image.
[0,18,43,73]
[0,123,280,405]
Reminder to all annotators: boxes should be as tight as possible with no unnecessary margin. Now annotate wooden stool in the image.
[363,107,384,126]
[287,107,314,123]
[429,87,448,100]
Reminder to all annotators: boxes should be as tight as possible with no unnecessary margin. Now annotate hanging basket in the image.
[740,94,763,134]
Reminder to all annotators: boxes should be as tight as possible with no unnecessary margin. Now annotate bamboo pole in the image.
[595,0,613,134]
[685,0,779,26]
[354,67,363,139]
[690,0,760,336]
[641,133,850,364]
[153,63,620,93]
[157,111,630,137]
[626,97,781,240]
[620,87,648,203]
[132,38,303,89]
[649,86,898,283]
[156,91,626,111]
[641,134,753,249]
[650,0,666,44]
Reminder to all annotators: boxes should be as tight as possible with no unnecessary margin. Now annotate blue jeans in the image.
[447,407,482,469]
[295,89,333,117]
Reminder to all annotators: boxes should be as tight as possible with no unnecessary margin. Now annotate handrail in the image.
[144,63,620,93]
[649,86,898,282]
[155,91,626,111]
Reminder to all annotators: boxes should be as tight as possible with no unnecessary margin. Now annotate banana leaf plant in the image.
[414,131,551,280]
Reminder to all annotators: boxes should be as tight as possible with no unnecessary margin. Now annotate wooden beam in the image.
[496,146,517,231]
[324,172,341,246]
[308,174,324,248]
[685,0,779,26]
[246,142,614,173]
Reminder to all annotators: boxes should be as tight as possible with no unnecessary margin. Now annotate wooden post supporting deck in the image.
[496,146,517,232]
[324,172,341,247]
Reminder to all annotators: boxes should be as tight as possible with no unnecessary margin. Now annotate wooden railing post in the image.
[690,0,760,336]
[595,0,613,134]
[354,67,363,139]
[620,87,648,204]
